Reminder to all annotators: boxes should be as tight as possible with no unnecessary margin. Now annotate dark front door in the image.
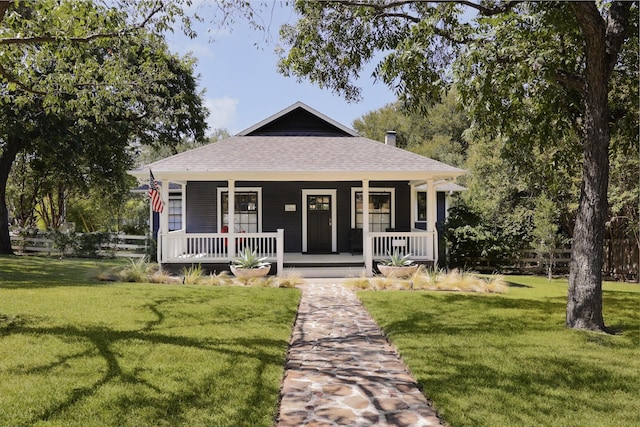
[307,195,332,253]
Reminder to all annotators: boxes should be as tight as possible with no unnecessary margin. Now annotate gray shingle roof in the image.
[134,136,464,176]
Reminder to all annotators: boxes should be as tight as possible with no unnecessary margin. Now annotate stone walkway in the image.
[276,282,444,427]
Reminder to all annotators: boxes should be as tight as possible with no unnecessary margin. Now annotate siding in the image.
[185,181,223,233]
[183,180,413,253]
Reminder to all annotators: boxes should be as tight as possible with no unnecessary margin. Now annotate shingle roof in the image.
[129,101,465,182]
[133,135,465,176]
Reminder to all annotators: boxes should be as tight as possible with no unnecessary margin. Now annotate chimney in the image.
[385,131,397,147]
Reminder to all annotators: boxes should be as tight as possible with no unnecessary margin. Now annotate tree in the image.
[278,1,637,332]
[353,90,469,166]
[0,0,208,254]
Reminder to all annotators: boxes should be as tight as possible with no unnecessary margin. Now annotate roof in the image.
[129,102,465,182]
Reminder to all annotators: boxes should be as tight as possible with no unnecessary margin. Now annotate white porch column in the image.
[228,180,236,257]
[276,228,284,275]
[362,179,372,276]
[159,178,170,264]
[426,179,438,263]
[410,182,416,230]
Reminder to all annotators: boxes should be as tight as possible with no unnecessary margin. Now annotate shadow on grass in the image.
[378,292,568,337]
[7,320,288,427]
[2,285,300,427]
[0,255,117,289]
[360,290,640,426]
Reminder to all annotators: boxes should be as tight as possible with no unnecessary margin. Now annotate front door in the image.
[307,195,332,253]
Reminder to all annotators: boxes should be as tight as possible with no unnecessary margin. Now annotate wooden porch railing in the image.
[161,229,284,275]
[365,230,436,276]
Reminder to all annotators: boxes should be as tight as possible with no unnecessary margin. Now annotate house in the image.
[129,102,465,276]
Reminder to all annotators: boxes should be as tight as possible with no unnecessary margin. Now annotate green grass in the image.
[358,276,640,427]
[0,255,301,427]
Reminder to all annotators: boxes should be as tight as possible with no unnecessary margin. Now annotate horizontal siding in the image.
[184,180,412,252]
[186,181,224,233]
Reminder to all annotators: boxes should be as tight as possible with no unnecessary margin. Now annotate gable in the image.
[246,107,351,136]
[237,101,359,137]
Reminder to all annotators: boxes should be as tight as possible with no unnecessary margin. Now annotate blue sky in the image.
[163,2,397,136]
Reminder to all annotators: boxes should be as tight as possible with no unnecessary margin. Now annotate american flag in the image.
[148,170,164,213]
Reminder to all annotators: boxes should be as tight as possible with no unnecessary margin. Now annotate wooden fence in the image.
[519,240,638,281]
[10,234,148,258]
[456,240,638,282]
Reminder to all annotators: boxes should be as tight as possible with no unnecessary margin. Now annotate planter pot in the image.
[377,264,418,278]
[230,265,271,279]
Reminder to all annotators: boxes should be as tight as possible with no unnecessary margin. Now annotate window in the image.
[354,190,394,232]
[168,194,183,231]
[308,195,330,211]
[220,191,259,232]
[417,191,427,222]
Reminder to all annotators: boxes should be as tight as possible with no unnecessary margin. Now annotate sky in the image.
[163,2,397,136]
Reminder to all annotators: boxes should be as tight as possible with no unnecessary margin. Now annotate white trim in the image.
[168,191,184,232]
[414,189,428,228]
[302,189,337,253]
[217,187,263,233]
[351,187,396,230]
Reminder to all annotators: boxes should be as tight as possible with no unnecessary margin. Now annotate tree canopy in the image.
[0,0,208,253]
[278,0,638,332]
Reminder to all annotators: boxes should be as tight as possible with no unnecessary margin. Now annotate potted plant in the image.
[230,248,272,279]
[377,251,418,278]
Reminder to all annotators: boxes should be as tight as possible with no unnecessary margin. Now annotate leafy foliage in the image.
[0,0,208,253]
[277,0,637,330]
[232,248,271,269]
[379,251,414,267]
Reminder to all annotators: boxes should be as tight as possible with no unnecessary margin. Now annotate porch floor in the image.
[281,253,365,278]
[283,253,364,266]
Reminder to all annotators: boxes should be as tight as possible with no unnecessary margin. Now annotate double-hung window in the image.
[168,193,183,231]
[352,188,395,232]
[218,188,261,233]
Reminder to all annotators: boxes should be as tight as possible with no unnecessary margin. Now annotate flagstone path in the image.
[276,281,445,427]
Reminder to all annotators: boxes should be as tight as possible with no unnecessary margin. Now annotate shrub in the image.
[276,272,304,288]
[119,257,153,282]
[206,271,233,286]
[182,264,204,285]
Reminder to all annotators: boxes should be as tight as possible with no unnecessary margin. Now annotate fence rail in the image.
[458,240,638,281]
[10,234,148,258]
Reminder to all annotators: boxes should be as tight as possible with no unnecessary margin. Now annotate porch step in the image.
[281,266,366,279]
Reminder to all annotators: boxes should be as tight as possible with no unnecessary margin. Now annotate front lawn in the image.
[358,276,640,427]
[0,256,300,427]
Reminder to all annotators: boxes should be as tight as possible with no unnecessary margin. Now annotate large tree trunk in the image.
[0,137,25,254]
[566,2,630,332]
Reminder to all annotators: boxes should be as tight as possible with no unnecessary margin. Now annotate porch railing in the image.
[160,229,284,275]
[365,230,436,276]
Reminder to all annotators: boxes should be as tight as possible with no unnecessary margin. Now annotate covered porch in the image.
[158,227,437,277]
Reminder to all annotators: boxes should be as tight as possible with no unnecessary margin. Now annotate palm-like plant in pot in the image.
[230,248,271,278]
[377,251,418,278]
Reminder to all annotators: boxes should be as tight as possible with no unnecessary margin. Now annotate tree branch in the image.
[554,70,584,92]
[0,2,164,46]
[333,0,474,44]
[0,63,46,95]
[605,1,632,77]
[0,0,9,24]
[452,0,522,16]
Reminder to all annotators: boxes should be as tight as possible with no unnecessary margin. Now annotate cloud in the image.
[205,97,239,132]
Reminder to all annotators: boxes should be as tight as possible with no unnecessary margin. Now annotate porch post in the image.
[409,182,416,230]
[362,179,372,276]
[159,178,170,264]
[276,228,284,275]
[426,179,438,263]
[228,180,236,258]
